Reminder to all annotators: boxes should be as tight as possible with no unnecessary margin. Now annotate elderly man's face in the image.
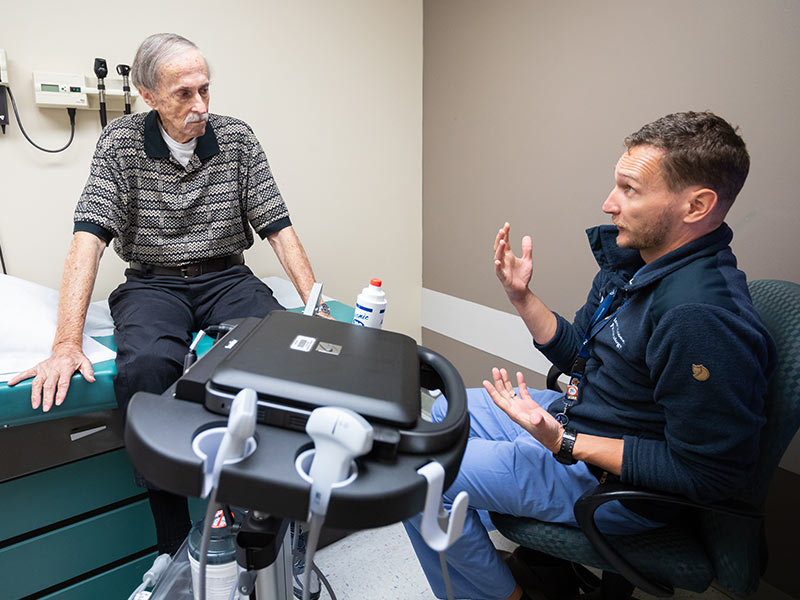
[601,145,688,263]
[140,49,209,143]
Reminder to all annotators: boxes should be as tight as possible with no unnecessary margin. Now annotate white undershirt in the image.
[158,123,198,167]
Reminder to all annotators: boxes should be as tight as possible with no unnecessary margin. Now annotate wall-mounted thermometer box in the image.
[33,72,88,108]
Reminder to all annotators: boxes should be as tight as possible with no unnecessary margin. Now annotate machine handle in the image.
[397,346,469,454]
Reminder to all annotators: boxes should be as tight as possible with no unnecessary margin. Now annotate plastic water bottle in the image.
[353,279,387,329]
[187,509,239,600]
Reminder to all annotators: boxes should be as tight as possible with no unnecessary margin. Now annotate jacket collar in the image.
[143,110,220,160]
[587,223,734,291]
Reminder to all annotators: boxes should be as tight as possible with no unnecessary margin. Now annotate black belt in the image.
[129,253,244,278]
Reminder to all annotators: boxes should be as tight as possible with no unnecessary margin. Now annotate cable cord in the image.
[0,240,6,274]
[301,513,325,600]
[198,488,220,600]
[126,553,172,600]
[292,522,337,600]
[5,85,77,153]
[438,551,455,600]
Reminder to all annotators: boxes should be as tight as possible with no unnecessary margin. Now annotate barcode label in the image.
[290,335,316,352]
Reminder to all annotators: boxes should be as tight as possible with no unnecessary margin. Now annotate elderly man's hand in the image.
[7,343,95,412]
[483,367,563,453]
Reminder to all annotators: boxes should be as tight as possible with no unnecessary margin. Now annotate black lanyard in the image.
[554,269,643,426]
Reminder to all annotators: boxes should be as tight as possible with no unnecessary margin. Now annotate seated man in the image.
[404,111,776,600]
[9,33,324,555]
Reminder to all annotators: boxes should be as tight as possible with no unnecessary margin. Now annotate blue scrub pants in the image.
[403,387,661,600]
[109,264,284,553]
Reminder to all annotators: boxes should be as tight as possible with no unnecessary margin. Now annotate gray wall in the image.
[423,0,799,318]
[422,1,800,596]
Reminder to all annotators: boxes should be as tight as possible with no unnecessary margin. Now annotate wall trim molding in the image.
[421,288,552,376]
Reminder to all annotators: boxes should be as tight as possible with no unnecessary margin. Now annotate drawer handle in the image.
[70,424,107,441]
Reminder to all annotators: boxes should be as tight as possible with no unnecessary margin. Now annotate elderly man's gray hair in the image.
[131,33,208,91]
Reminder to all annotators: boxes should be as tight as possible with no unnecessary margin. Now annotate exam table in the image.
[0,275,354,599]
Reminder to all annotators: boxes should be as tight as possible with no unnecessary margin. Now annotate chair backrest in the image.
[745,279,800,505]
[700,279,800,594]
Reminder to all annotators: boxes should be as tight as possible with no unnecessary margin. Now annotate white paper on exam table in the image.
[0,275,329,382]
[260,276,332,309]
[0,274,116,382]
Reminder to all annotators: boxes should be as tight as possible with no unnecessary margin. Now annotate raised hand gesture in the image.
[493,222,533,306]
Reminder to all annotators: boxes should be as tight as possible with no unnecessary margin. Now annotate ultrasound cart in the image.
[124,310,469,599]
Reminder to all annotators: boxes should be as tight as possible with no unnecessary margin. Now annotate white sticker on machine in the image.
[290,335,316,352]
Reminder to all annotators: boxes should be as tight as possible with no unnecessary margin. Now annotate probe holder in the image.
[125,312,469,529]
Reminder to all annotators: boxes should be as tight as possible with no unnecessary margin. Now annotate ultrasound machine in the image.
[124,305,470,600]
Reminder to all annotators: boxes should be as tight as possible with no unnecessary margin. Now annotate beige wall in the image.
[0,0,422,339]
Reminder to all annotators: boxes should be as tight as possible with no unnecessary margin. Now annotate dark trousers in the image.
[109,265,284,554]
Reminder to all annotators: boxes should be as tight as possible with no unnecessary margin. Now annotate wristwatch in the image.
[553,428,578,465]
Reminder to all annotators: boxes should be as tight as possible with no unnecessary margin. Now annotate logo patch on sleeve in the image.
[692,364,710,381]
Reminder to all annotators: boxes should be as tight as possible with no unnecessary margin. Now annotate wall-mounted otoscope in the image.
[116,63,131,115]
[93,58,108,127]
[0,49,9,134]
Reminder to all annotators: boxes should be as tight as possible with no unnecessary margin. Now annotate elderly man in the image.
[10,33,322,555]
[403,112,776,600]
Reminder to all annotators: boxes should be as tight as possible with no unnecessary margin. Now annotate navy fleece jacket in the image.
[536,224,776,504]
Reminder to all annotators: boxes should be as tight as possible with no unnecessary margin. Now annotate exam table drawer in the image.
[0,498,155,599]
[0,408,124,483]
[0,449,142,541]
[0,447,208,599]
[40,552,158,600]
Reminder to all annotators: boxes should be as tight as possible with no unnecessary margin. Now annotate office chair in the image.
[491,279,800,598]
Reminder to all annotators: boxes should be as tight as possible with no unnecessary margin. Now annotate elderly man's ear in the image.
[137,87,158,110]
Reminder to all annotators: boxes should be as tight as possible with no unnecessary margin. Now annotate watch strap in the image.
[553,427,578,465]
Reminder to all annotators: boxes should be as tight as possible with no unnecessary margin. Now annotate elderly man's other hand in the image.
[483,367,563,453]
[7,343,95,412]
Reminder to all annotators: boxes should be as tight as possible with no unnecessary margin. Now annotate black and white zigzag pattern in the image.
[74,113,289,266]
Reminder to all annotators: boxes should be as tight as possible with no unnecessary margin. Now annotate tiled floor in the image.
[314,523,793,600]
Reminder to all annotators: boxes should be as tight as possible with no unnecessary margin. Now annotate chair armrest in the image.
[546,365,563,392]
[573,481,762,597]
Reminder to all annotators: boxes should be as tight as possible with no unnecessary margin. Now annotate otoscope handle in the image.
[94,58,108,127]
[116,64,132,114]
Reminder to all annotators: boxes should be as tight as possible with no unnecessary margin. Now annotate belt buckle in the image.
[181,265,191,278]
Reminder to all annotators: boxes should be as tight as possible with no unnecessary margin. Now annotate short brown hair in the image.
[624,112,749,208]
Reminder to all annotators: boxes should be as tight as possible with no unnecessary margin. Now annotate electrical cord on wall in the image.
[5,85,76,152]
[0,240,7,274]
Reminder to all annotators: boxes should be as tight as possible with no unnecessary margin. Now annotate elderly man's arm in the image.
[7,232,105,412]
[267,225,317,305]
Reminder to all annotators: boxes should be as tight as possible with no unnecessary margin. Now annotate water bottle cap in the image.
[370,278,382,287]
[186,510,238,564]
